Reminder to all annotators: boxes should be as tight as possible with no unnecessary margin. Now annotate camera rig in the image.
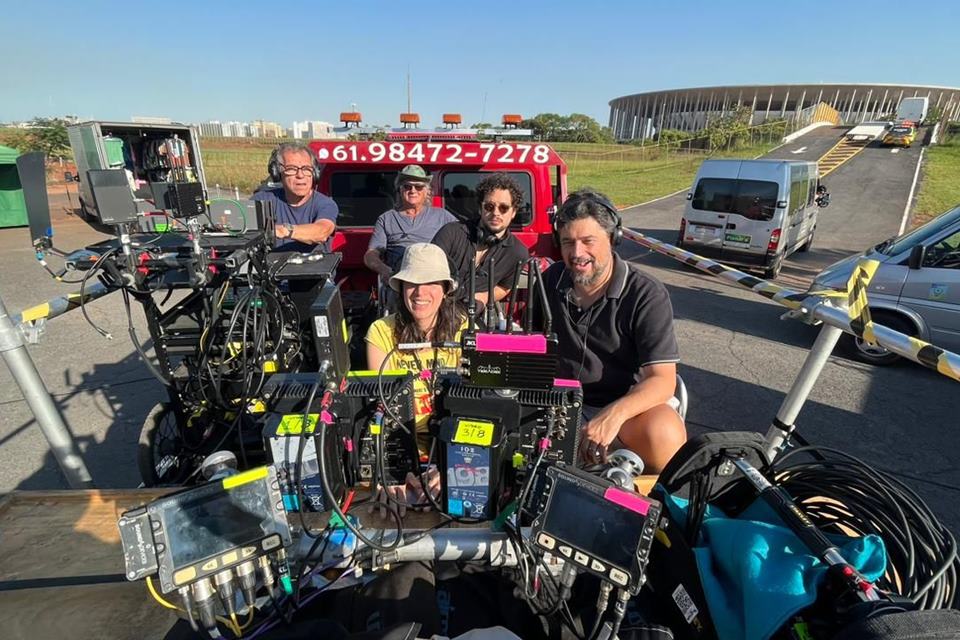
[28,168,358,486]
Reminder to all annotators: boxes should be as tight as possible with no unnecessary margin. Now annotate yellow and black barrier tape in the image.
[846,259,881,346]
[11,281,112,326]
[620,228,960,383]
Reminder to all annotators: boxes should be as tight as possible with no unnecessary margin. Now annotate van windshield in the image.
[691,178,779,221]
[878,205,960,256]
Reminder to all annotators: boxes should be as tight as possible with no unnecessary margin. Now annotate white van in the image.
[679,159,827,279]
[896,97,929,126]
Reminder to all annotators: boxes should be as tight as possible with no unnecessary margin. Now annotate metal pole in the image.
[762,323,844,460]
[0,294,93,488]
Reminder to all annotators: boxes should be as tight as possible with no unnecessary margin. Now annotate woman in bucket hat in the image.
[365,242,468,512]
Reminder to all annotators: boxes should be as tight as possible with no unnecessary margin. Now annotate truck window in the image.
[441,172,533,227]
[692,178,778,221]
[329,171,397,227]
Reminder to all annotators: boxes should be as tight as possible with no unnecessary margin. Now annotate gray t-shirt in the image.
[368,206,457,270]
[252,188,339,252]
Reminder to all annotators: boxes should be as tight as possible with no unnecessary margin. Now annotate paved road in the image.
[617,124,959,535]
[0,131,956,542]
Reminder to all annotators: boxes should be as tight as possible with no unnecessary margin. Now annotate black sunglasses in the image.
[482,202,513,214]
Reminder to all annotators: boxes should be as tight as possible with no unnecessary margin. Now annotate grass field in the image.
[565,142,780,206]
[200,138,783,207]
[914,131,960,227]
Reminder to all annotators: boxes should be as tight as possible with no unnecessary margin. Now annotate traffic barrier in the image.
[621,228,960,383]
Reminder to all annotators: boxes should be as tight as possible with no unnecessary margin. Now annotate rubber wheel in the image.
[138,402,192,486]
[798,228,815,252]
[763,256,783,279]
[839,312,915,366]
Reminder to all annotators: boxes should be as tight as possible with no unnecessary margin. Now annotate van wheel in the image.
[763,256,783,279]
[799,229,814,252]
[839,312,914,366]
[138,402,192,486]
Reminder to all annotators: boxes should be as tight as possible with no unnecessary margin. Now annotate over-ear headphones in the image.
[551,191,623,246]
[471,220,503,249]
[267,145,321,185]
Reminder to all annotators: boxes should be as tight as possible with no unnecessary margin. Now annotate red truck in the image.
[307,139,568,298]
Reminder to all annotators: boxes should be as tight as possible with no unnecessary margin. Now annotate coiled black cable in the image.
[771,445,959,609]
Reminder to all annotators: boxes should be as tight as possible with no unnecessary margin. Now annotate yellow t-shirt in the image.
[364,315,467,452]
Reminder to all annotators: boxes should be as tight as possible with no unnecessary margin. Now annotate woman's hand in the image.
[369,466,442,517]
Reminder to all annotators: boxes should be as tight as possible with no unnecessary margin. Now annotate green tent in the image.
[0,145,28,228]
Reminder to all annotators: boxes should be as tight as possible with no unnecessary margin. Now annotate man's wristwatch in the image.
[284,223,294,238]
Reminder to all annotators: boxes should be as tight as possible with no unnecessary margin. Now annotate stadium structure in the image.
[608,83,960,141]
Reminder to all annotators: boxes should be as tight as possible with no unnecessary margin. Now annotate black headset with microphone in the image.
[267,145,321,184]
[550,191,623,246]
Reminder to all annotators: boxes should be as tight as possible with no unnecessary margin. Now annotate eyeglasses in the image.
[482,202,513,214]
[281,165,314,177]
[401,183,427,192]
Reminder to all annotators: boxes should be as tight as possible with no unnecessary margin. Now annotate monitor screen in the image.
[160,480,272,568]
[542,475,645,570]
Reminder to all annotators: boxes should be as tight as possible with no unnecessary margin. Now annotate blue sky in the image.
[2,0,956,127]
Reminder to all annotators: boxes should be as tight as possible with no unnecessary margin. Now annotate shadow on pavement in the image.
[10,350,163,490]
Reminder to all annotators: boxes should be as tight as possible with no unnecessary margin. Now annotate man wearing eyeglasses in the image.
[432,172,529,306]
[364,164,457,284]
[253,142,338,252]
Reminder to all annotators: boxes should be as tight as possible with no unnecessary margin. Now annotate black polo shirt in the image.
[542,254,680,407]
[432,221,529,298]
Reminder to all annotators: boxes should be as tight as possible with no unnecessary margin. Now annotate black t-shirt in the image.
[542,254,680,407]
[432,221,530,299]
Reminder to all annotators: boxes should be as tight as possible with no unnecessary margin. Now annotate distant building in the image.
[254,120,283,138]
[608,83,960,142]
[308,120,333,139]
[199,121,224,137]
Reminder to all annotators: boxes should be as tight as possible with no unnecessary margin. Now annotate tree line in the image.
[0,118,72,159]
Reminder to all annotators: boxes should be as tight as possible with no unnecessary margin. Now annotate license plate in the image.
[691,225,719,238]
[724,233,751,244]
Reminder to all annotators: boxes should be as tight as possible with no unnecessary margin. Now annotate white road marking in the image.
[791,146,807,154]
[891,148,900,154]
[898,147,925,235]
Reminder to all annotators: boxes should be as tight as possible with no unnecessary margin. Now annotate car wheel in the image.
[763,256,783,279]
[138,402,192,486]
[799,228,815,252]
[839,312,915,366]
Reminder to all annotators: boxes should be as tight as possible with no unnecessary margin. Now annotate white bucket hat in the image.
[389,243,458,292]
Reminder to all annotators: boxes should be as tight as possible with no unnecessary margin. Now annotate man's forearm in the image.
[364,249,391,276]
[290,220,334,244]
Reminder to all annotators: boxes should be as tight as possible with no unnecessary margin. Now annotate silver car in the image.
[810,205,960,364]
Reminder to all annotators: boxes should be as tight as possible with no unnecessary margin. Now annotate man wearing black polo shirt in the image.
[432,173,529,306]
[543,189,686,472]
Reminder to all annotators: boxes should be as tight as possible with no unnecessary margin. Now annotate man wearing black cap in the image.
[432,172,530,307]
[364,164,457,282]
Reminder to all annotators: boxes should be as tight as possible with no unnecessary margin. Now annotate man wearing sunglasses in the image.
[432,172,529,306]
[364,165,457,292]
[253,142,338,252]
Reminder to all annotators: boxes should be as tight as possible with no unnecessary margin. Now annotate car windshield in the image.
[877,206,960,256]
